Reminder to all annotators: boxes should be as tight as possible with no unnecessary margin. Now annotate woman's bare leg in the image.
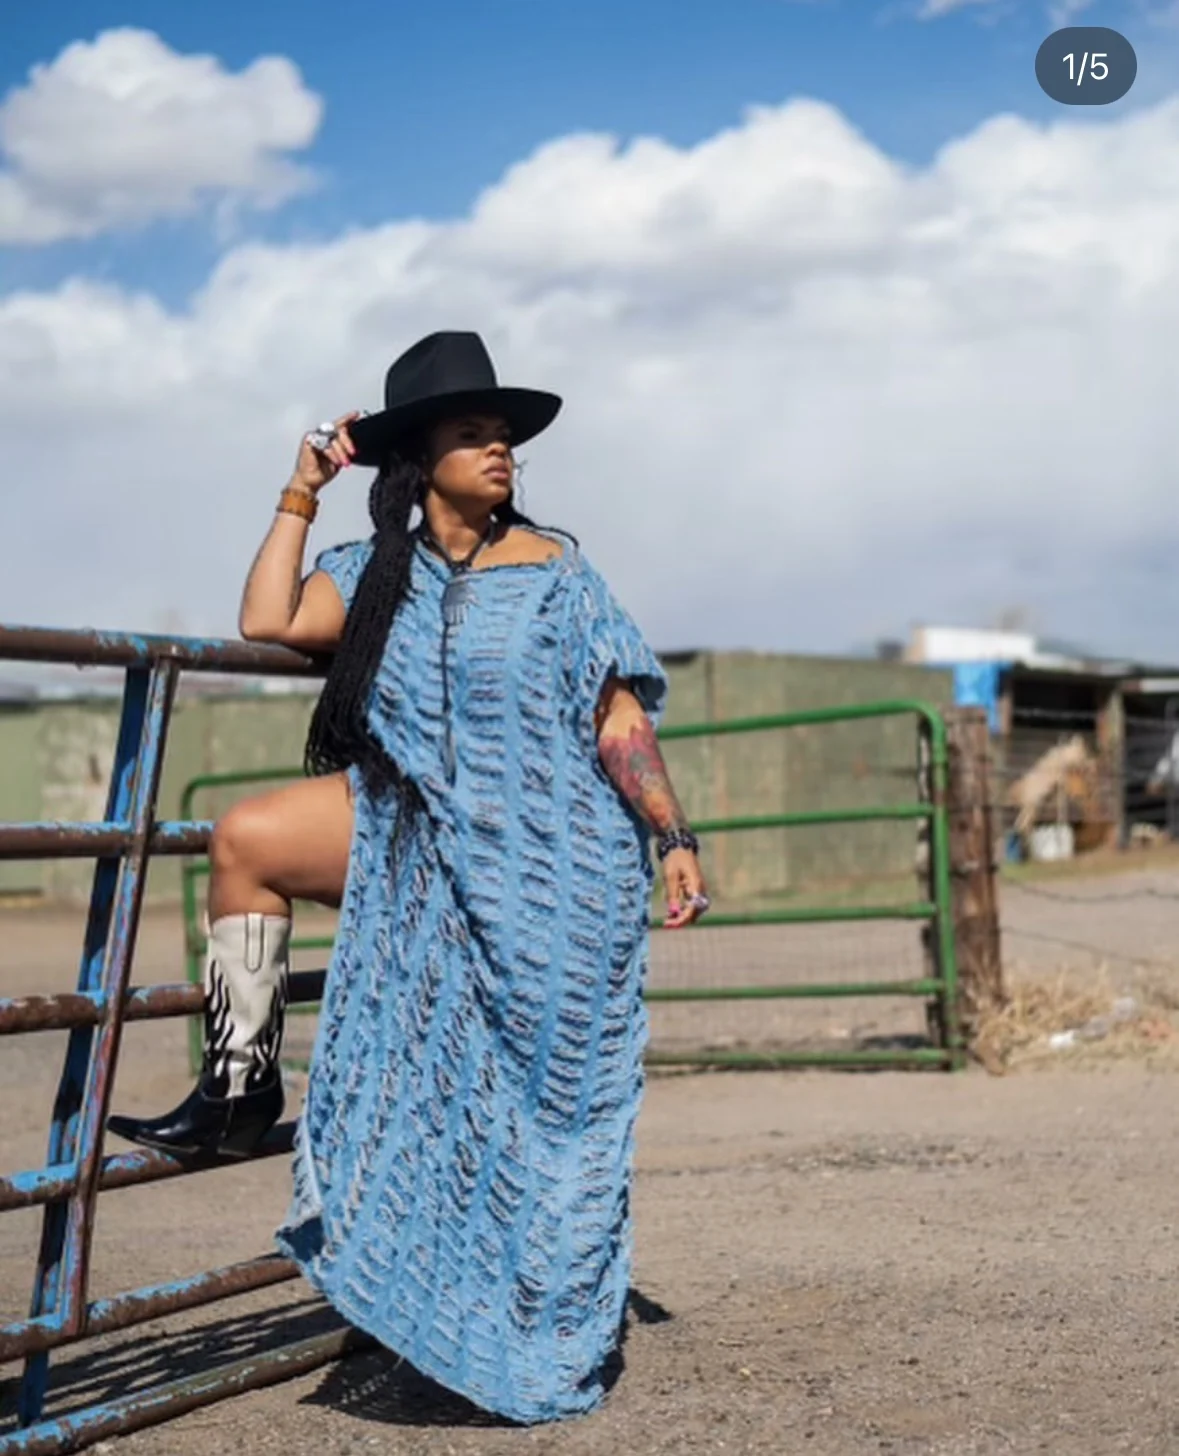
[108,771,355,1156]
[208,771,354,919]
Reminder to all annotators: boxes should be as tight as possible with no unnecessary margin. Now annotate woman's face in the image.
[427,414,513,509]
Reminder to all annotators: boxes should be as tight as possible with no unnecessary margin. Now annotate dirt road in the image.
[3,882,1179,1455]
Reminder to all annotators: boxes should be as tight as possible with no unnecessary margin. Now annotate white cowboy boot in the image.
[108,913,291,1158]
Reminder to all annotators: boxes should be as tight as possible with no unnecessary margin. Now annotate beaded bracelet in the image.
[655,827,700,861]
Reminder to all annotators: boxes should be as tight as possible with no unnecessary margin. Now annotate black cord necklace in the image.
[423,521,498,628]
[421,520,498,781]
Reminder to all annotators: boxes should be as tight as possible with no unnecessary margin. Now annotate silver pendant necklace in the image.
[426,525,495,628]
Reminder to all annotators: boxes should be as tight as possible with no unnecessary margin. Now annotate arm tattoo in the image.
[598,714,689,834]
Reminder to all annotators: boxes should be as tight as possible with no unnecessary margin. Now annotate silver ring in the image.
[306,421,337,452]
[689,894,711,913]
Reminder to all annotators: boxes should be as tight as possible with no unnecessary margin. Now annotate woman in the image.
[108,331,708,1423]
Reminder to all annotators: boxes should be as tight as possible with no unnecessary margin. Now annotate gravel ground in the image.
[3,864,1179,1456]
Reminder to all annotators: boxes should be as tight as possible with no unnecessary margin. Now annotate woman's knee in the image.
[208,777,352,904]
[209,798,276,882]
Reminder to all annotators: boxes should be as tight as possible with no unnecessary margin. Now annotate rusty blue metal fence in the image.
[0,625,349,1456]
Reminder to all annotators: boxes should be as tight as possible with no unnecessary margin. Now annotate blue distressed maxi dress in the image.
[276,532,667,1424]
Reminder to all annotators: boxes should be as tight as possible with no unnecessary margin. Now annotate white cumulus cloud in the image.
[0,29,322,244]
[2,92,1179,663]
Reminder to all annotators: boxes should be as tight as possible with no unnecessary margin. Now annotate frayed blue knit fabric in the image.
[276,534,667,1424]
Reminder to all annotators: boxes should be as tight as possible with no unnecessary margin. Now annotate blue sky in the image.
[2,0,1168,300]
[2,0,1178,659]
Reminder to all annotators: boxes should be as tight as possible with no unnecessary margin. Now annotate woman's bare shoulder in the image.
[495,526,567,564]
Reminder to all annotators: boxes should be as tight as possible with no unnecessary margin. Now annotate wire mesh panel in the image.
[1124,702,1179,840]
[647,708,941,1064]
[646,918,935,1063]
[647,705,956,1067]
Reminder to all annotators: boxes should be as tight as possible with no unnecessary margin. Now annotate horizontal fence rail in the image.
[0,971,326,1037]
[0,823,212,859]
[0,625,322,674]
[1,618,961,1455]
[0,1124,298,1216]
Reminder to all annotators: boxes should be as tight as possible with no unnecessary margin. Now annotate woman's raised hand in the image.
[290,412,360,492]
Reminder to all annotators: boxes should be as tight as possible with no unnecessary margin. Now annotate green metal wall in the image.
[0,655,953,906]
[657,654,955,907]
[0,707,43,897]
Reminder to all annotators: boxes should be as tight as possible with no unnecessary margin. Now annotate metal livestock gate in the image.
[177,701,961,1075]
[0,627,367,1456]
[0,624,962,1454]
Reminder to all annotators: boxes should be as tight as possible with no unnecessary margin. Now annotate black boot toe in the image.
[107,1077,284,1159]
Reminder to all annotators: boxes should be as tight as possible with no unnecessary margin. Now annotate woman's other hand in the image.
[662,848,709,930]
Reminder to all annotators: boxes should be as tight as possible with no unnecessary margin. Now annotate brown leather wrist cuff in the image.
[277,488,318,522]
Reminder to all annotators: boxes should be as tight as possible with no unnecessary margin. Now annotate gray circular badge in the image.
[1035,27,1137,105]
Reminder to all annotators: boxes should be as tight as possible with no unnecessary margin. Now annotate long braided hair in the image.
[303,432,549,822]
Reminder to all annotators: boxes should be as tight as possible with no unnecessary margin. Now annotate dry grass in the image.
[974,965,1179,1072]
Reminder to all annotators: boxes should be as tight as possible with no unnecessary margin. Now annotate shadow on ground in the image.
[300,1286,674,1429]
[1,1287,674,1436]
[0,1298,341,1430]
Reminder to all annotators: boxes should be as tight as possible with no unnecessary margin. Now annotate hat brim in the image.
[347,387,562,467]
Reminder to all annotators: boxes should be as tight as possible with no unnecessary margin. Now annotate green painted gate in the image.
[179,700,960,1073]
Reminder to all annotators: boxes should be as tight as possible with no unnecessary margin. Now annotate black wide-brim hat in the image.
[347,330,562,467]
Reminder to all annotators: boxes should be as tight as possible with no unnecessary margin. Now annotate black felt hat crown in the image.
[348,331,562,466]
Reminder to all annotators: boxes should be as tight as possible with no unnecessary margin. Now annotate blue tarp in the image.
[948,661,1007,733]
